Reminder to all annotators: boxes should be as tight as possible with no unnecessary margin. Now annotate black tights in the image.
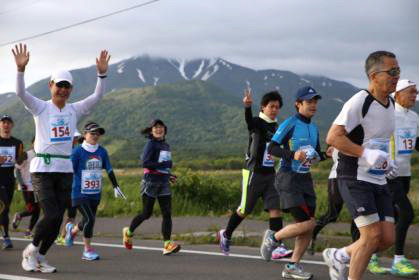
[129,194,172,241]
[19,191,40,231]
[0,184,15,238]
[77,200,99,238]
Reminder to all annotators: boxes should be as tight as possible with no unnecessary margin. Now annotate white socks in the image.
[336,247,350,263]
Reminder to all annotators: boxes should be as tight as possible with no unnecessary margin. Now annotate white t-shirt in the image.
[389,103,419,177]
[15,149,35,191]
[16,72,106,173]
[333,90,395,185]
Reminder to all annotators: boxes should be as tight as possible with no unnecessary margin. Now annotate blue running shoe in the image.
[3,237,13,249]
[82,248,100,261]
[217,229,231,256]
[65,223,75,247]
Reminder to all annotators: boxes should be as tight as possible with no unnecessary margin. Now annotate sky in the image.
[0,0,418,94]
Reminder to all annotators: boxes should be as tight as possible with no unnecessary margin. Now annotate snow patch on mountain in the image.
[153,77,159,86]
[168,59,190,80]
[136,68,146,83]
[192,60,206,79]
[117,62,125,74]
[201,64,219,81]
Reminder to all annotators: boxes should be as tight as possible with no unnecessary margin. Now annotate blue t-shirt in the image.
[271,114,321,173]
[71,145,112,205]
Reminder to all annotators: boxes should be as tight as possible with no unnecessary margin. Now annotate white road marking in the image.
[0,274,48,280]
[11,237,326,266]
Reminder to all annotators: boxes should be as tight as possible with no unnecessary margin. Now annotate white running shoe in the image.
[260,229,279,262]
[37,255,57,273]
[322,248,347,280]
[22,243,38,272]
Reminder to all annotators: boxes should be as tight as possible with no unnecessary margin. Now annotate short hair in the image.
[365,51,396,78]
[260,91,283,110]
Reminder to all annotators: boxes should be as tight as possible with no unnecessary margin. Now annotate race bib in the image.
[81,170,102,194]
[296,145,319,173]
[157,150,171,174]
[0,146,16,167]
[49,114,71,143]
[364,139,389,175]
[397,127,416,155]
[262,143,275,167]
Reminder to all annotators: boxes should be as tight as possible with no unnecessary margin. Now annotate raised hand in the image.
[96,50,111,75]
[243,88,253,107]
[12,43,30,72]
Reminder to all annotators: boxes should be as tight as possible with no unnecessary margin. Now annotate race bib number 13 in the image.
[50,114,71,143]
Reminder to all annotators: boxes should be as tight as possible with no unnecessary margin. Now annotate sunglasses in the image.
[88,132,100,136]
[55,81,72,89]
[373,67,401,77]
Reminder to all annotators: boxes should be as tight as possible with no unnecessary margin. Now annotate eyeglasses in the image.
[372,67,401,77]
[55,81,72,89]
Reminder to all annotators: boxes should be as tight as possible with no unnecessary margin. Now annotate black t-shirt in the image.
[244,107,278,174]
[0,136,24,186]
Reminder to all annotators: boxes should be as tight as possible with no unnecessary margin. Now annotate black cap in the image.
[0,114,13,123]
[84,121,105,135]
[150,119,165,127]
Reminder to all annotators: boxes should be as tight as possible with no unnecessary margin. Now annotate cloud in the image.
[0,0,417,93]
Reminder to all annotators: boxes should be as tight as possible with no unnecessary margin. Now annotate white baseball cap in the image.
[50,70,73,85]
[395,79,416,93]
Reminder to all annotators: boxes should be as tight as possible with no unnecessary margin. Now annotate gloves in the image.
[21,184,28,191]
[361,148,389,168]
[114,186,126,199]
[169,174,177,183]
[385,159,398,180]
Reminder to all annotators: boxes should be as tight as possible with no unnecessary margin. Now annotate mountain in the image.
[0,56,361,164]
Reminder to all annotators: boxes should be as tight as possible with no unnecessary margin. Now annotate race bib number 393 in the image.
[81,170,102,194]
[49,114,71,143]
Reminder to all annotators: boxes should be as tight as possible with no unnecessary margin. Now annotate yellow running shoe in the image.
[163,241,181,255]
[55,236,65,246]
[123,227,133,250]
[368,254,388,275]
[391,258,418,277]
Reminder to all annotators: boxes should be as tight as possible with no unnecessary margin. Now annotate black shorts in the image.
[31,172,72,209]
[0,183,15,207]
[141,180,171,198]
[237,170,280,215]
[338,178,394,227]
[275,170,316,211]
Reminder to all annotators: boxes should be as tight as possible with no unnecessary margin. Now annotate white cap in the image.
[50,70,73,85]
[74,129,82,138]
[396,79,416,93]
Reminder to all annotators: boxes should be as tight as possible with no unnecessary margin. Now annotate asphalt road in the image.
[0,236,412,280]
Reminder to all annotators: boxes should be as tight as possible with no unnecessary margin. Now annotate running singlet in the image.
[16,72,106,173]
[389,103,419,176]
[333,90,395,185]
[271,114,321,173]
[71,145,112,201]
[0,136,23,186]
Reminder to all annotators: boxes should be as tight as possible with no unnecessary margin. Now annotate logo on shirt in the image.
[85,156,102,170]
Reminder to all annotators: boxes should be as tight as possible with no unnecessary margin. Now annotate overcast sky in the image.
[0,0,417,94]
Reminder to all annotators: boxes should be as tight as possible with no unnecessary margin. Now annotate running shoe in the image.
[322,248,347,280]
[282,263,313,280]
[216,229,231,256]
[367,254,388,275]
[122,227,133,250]
[12,213,21,229]
[24,230,33,239]
[272,243,293,259]
[22,243,38,272]
[391,257,418,277]
[37,255,56,273]
[55,236,65,246]
[64,223,75,247]
[82,248,100,261]
[260,229,279,262]
[163,241,181,255]
[2,237,13,249]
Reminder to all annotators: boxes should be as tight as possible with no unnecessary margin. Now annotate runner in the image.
[309,147,359,255]
[323,50,399,280]
[12,137,40,239]
[217,89,292,259]
[0,114,25,249]
[122,119,181,255]
[366,79,418,277]
[64,121,125,260]
[260,86,324,280]
[13,43,111,272]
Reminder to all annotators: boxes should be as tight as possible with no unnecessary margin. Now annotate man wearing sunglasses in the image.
[323,50,399,280]
[12,43,110,273]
